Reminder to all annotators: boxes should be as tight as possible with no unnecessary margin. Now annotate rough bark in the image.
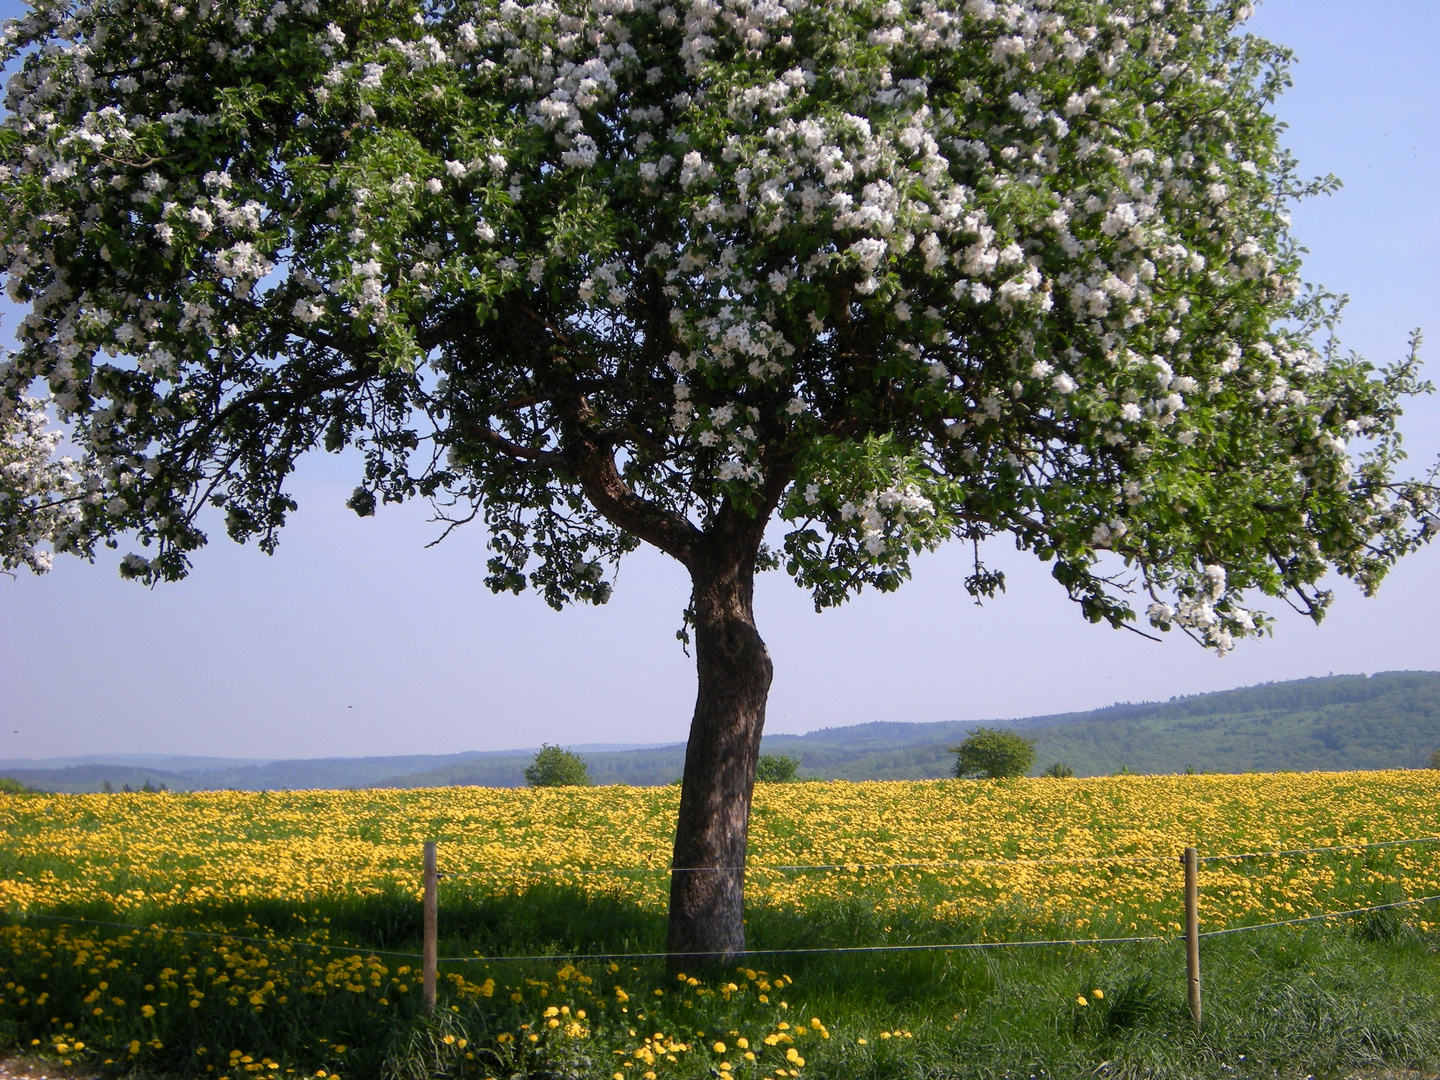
[566,439,788,965]
[666,554,772,965]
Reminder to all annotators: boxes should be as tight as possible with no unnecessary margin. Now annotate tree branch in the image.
[573,442,702,569]
[458,420,566,465]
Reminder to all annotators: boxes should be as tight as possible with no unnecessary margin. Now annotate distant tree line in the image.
[100,779,169,793]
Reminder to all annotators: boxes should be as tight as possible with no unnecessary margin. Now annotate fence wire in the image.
[8,836,1440,967]
[11,911,426,961]
[1196,893,1440,938]
[437,853,1173,880]
[433,835,1440,881]
[1195,836,1440,864]
[14,892,1440,967]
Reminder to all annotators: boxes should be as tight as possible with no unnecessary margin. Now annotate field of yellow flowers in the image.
[3,771,1440,1079]
[4,772,1439,935]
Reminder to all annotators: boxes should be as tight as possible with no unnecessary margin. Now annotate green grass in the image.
[4,884,1440,1079]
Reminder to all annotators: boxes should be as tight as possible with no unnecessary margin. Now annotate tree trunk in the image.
[666,556,772,965]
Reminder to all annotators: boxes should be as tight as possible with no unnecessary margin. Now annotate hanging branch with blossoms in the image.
[0,389,91,574]
[2,0,1437,956]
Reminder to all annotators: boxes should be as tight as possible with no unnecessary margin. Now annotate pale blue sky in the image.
[2,2,1437,760]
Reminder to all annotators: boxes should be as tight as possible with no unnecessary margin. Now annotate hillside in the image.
[762,670,1440,779]
[1025,670,1440,775]
[0,752,499,794]
[5,671,1438,792]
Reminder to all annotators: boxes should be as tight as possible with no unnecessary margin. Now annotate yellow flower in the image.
[1076,996,1089,1007]
[1092,989,1104,1000]
[713,1041,727,1054]
[141,1004,155,1018]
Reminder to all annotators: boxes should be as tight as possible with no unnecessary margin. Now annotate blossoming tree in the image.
[3,0,1436,957]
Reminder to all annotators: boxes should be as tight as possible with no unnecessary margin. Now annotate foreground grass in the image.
[2,884,1439,1079]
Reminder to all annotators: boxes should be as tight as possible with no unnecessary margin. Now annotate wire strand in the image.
[1196,894,1440,938]
[11,912,424,961]
[12,892,1440,968]
[437,891,1440,962]
[1195,837,1440,864]
[437,853,1178,880]
[433,835,1440,881]
[437,933,1172,964]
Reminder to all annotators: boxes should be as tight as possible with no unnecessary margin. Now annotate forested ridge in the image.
[5,672,1437,792]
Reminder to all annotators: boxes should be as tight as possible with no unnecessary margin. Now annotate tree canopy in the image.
[952,726,1035,778]
[523,743,594,787]
[754,752,801,782]
[3,0,1437,956]
[2,0,1435,642]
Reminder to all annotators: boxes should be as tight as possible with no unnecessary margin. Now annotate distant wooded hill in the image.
[6,671,1439,793]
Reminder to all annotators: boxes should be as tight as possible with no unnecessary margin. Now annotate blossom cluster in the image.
[0,390,88,573]
[0,0,1431,640]
[1145,561,1256,653]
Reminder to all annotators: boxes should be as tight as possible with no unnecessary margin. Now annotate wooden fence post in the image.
[423,840,438,1013]
[1183,846,1201,1033]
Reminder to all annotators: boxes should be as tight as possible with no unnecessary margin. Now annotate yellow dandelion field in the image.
[3,772,1440,1079]
[3,770,1439,938]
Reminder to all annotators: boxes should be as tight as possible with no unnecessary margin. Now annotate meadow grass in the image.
[2,882,1439,1079]
[2,777,1440,1078]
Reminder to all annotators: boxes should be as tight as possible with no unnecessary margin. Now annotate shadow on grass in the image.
[22,879,1143,967]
